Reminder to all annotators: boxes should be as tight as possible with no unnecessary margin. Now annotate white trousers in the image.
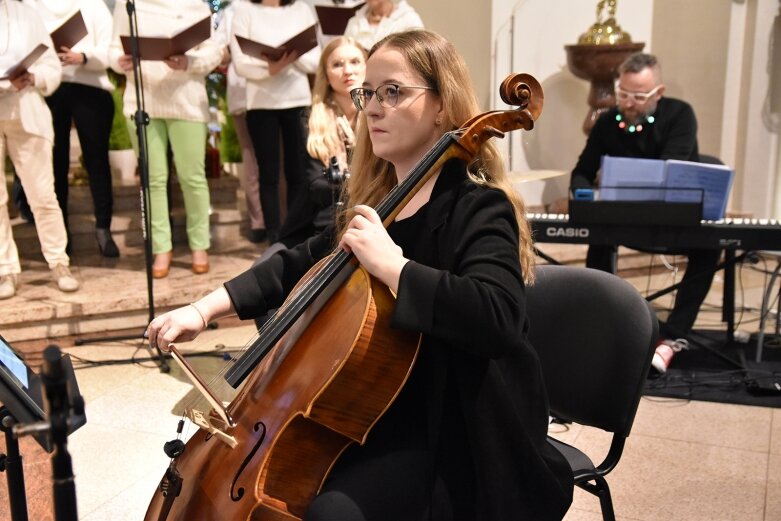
[0,118,69,275]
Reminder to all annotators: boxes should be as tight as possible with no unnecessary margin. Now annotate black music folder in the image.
[50,10,88,50]
[235,24,318,62]
[120,15,211,61]
[0,43,48,81]
[315,2,365,36]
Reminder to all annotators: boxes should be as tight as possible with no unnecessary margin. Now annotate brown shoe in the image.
[191,250,209,274]
[152,252,172,279]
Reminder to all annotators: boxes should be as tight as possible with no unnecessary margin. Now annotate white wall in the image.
[407,0,492,108]
[404,0,778,217]
[490,0,653,175]
[734,0,780,218]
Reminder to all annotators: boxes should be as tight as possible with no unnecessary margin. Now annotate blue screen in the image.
[0,337,28,389]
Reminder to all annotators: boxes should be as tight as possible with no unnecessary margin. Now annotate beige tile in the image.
[63,345,154,399]
[633,397,773,452]
[767,453,781,521]
[80,468,162,521]
[69,423,172,516]
[564,506,643,520]
[82,367,194,435]
[568,429,767,521]
[772,409,781,455]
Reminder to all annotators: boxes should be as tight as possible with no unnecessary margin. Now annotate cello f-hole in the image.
[230,421,267,501]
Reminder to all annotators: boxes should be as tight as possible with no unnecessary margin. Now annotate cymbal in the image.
[507,170,568,183]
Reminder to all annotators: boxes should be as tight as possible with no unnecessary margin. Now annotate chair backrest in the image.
[526,265,658,437]
[698,154,724,165]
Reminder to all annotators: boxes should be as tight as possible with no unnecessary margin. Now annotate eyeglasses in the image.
[350,83,435,111]
[614,84,662,103]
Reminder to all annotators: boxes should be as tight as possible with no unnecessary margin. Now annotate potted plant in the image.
[107,69,137,185]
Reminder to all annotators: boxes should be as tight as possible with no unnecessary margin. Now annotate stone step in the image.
[11,175,248,258]
[65,174,241,215]
[0,245,261,343]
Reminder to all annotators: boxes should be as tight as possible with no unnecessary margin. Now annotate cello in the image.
[145,72,544,521]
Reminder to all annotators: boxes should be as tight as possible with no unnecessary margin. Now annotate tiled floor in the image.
[1,243,780,520]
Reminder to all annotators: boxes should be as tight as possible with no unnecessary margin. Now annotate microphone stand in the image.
[74,0,169,373]
[41,346,80,521]
[0,407,29,521]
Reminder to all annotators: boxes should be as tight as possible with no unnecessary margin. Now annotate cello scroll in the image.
[456,73,544,157]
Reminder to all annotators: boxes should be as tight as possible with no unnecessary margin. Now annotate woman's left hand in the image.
[338,205,408,293]
[58,47,84,66]
[10,72,34,91]
[164,54,189,71]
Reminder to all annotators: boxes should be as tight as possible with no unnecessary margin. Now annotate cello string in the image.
[193,131,459,391]
[172,131,461,420]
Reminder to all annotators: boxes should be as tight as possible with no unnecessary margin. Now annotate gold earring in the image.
[435,118,442,126]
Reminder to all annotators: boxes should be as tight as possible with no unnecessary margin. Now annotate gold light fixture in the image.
[578,0,633,45]
[565,0,644,133]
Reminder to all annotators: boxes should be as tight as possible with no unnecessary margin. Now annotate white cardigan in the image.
[0,0,62,142]
[108,0,224,123]
[215,1,246,115]
[24,0,114,92]
[343,0,424,51]
[229,1,320,111]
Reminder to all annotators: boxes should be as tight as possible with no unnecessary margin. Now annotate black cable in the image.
[66,344,245,371]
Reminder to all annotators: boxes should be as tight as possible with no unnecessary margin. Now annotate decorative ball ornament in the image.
[615,113,655,134]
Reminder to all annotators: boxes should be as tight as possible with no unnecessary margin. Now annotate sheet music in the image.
[664,160,734,221]
[596,156,734,221]
[119,15,211,61]
[0,43,49,81]
[599,156,667,201]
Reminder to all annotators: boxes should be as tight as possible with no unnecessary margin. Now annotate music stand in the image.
[0,337,86,521]
[73,0,169,373]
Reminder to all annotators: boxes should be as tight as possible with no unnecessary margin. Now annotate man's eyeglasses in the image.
[614,84,662,103]
[351,84,434,111]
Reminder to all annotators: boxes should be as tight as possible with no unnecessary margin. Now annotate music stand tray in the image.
[0,335,85,452]
[569,198,703,227]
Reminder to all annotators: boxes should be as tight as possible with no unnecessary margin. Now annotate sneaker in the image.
[651,338,689,373]
[52,264,80,292]
[0,274,18,299]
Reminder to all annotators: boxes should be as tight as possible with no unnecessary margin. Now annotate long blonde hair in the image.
[307,37,367,168]
[340,30,536,282]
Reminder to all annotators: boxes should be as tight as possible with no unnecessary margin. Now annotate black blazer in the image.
[225,159,573,520]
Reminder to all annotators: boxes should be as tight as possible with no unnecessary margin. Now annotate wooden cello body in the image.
[145,260,420,520]
[144,73,543,521]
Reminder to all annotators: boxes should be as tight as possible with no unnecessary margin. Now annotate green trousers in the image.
[129,118,210,254]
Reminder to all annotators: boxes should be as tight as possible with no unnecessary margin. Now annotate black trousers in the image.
[246,106,309,237]
[46,82,114,229]
[304,444,432,521]
[587,245,721,337]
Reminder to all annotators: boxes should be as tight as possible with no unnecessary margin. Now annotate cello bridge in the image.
[187,408,238,448]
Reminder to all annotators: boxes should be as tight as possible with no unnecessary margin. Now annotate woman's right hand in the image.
[265,50,299,76]
[118,54,134,72]
[146,304,206,352]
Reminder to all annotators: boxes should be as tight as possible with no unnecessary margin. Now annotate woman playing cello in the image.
[146,29,573,521]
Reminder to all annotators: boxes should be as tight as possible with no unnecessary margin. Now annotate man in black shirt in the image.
[567,53,721,372]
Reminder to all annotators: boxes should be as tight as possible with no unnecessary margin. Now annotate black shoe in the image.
[96,228,120,258]
[248,228,267,243]
[267,229,280,245]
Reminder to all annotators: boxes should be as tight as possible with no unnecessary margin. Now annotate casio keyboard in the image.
[529,213,781,251]
[528,213,781,344]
